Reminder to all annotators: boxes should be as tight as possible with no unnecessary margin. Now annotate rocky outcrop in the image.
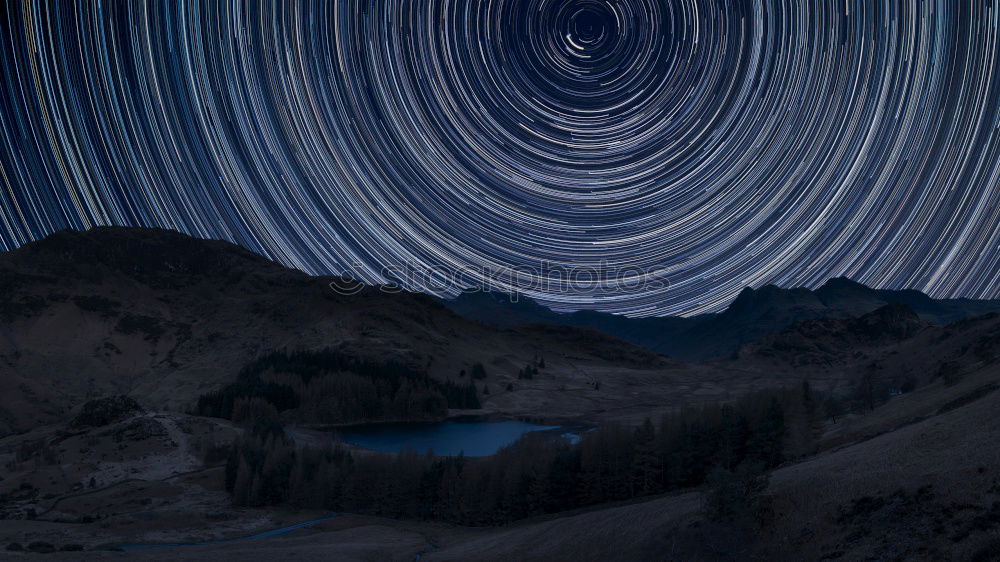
[71,396,144,429]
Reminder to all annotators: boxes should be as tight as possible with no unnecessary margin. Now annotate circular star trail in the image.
[0,1,998,316]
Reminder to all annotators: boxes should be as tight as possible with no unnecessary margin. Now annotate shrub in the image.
[704,460,772,525]
[114,314,165,340]
[71,396,143,428]
[72,295,120,315]
[27,541,56,553]
[470,363,487,380]
[230,397,281,426]
[937,361,963,386]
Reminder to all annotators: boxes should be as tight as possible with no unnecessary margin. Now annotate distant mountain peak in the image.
[819,276,870,291]
[730,285,757,303]
[724,283,820,315]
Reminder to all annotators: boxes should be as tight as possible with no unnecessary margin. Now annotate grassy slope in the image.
[23,360,995,561]
[426,364,1000,561]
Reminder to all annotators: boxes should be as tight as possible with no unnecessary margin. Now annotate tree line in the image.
[196,350,480,425]
[223,384,825,525]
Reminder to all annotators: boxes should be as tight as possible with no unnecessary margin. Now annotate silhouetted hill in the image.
[0,227,674,435]
[443,278,1000,360]
[737,303,929,365]
[441,290,704,355]
[0,226,995,438]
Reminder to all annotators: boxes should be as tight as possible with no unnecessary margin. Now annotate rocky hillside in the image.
[0,227,996,439]
[0,227,675,435]
[737,303,929,365]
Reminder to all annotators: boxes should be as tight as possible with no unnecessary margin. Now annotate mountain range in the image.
[1,226,997,437]
[443,277,1000,360]
[0,227,670,435]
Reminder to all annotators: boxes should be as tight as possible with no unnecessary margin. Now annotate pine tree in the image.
[748,397,786,468]
[471,363,487,380]
[716,405,749,470]
[631,418,659,494]
[786,381,822,457]
[232,456,253,506]
[801,380,816,416]
[823,393,844,424]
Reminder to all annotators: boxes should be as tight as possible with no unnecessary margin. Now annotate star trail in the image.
[0,1,998,316]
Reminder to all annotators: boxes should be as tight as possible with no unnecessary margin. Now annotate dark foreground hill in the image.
[0,312,996,560]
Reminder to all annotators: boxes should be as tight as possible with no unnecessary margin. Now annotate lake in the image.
[338,419,574,457]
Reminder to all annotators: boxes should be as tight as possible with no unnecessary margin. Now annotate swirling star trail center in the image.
[0,1,997,316]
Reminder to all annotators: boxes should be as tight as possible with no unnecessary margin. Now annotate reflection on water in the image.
[338,419,574,457]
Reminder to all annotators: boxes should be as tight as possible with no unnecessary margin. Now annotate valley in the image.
[0,228,997,560]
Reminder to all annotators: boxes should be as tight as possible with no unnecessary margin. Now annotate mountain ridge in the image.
[5,227,998,365]
[1,226,996,437]
[443,277,1000,360]
[0,227,675,435]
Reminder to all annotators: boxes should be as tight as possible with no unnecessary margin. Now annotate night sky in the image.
[0,1,997,316]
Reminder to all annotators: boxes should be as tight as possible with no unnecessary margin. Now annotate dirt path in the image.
[103,514,340,551]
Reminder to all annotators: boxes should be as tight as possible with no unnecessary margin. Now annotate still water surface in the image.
[339,419,568,456]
